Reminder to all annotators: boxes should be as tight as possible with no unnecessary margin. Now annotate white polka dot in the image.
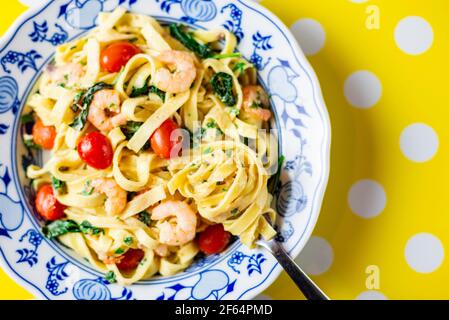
[254,294,272,300]
[356,290,388,300]
[344,71,382,108]
[348,180,386,219]
[295,236,333,275]
[349,0,368,3]
[405,233,444,273]
[290,19,326,56]
[395,17,433,55]
[400,123,439,163]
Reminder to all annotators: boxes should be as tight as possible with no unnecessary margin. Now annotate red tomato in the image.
[150,119,179,159]
[32,120,56,150]
[117,249,145,271]
[198,224,232,255]
[100,42,141,73]
[77,132,113,170]
[35,185,66,221]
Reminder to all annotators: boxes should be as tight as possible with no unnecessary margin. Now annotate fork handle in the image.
[259,240,330,300]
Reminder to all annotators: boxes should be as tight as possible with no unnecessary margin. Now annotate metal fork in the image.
[256,214,330,300]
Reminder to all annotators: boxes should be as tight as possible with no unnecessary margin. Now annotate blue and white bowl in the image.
[0,0,331,300]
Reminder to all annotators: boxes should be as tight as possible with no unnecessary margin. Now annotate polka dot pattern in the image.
[290,18,326,56]
[405,233,444,274]
[344,71,382,108]
[395,17,434,55]
[348,180,386,219]
[295,237,334,276]
[356,291,388,300]
[400,124,439,163]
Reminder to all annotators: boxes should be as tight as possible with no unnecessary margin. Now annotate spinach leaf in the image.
[79,221,104,235]
[124,236,133,246]
[70,82,113,131]
[23,138,41,150]
[21,113,34,124]
[169,24,213,59]
[120,121,152,150]
[138,211,151,226]
[130,83,166,102]
[210,72,237,106]
[212,53,242,60]
[51,176,67,194]
[42,220,80,239]
[105,271,117,284]
[80,180,94,196]
[120,121,143,140]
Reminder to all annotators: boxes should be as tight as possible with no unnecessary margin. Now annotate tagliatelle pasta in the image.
[23,7,279,285]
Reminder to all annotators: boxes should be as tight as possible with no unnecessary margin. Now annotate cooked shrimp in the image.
[153,50,197,94]
[242,85,272,121]
[91,178,127,216]
[46,62,85,88]
[154,244,170,257]
[152,200,197,246]
[88,89,127,132]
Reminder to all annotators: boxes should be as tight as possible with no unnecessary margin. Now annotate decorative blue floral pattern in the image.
[227,251,266,275]
[1,50,42,74]
[59,0,104,29]
[221,4,244,42]
[16,229,43,267]
[156,0,217,23]
[0,76,19,114]
[29,22,68,46]
[156,270,236,300]
[73,278,134,300]
[0,165,23,238]
[250,31,273,70]
[46,257,70,296]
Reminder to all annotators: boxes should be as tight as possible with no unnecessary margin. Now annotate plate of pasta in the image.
[0,0,330,300]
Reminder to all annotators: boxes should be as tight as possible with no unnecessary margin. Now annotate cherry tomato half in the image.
[100,42,141,73]
[35,185,66,221]
[32,120,56,150]
[77,132,114,170]
[198,224,232,255]
[117,249,145,271]
[150,119,180,159]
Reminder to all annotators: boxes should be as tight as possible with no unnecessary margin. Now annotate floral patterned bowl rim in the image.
[0,0,331,300]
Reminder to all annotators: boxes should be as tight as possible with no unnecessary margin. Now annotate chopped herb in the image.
[42,220,80,239]
[80,60,87,66]
[70,82,113,131]
[128,38,139,43]
[81,180,94,196]
[203,147,213,154]
[212,53,242,60]
[124,236,133,246]
[120,121,142,140]
[216,181,225,186]
[79,220,104,236]
[58,83,66,88]
[51,176,66,194]
[169,24,213,59]
[231,208,239,215]
[206,120,218,129]
[105,271,117,284]
[228,107,240,117]
[21,113,34,124]
[233,62,246,74]
[139,258,147,266]
[69,45,77,50]
[138,211,151,226]
[64,74,69,81]
[222,188,228,192]
[210,72,236,106]
[115,248,125,255]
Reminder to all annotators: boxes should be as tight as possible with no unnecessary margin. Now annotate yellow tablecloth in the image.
[1,0,448,300]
